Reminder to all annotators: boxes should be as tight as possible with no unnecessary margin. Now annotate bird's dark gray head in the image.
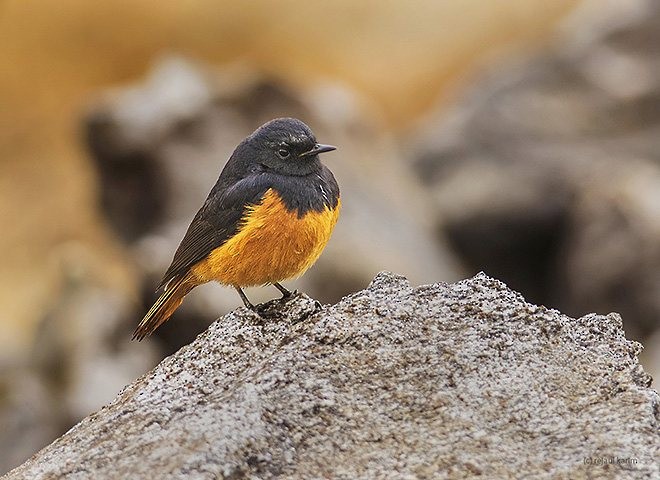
[230,118,336,177]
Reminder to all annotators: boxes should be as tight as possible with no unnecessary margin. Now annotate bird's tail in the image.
[132,275,194,341]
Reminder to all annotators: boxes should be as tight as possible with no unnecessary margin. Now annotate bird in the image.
[132,118,340,340]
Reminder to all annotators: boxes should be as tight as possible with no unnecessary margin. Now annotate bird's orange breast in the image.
[191,188,340,287]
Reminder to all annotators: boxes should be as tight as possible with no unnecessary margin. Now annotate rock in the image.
[4,272,658,479]
[410,0,660,341]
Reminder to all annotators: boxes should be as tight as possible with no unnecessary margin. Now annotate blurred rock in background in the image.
[410,0,660,369]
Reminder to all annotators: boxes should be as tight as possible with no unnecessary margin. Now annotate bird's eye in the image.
[277,148,290,159]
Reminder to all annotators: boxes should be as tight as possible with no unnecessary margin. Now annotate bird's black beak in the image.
[300,144,336,158]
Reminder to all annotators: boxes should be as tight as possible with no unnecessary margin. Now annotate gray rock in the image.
[4,272,658,479]
[410,0,660,341]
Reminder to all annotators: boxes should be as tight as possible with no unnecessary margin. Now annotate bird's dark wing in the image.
[158,174,271,289]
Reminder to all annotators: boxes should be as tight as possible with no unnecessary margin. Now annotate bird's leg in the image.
[234,286,255,310]
[273,282,292,299]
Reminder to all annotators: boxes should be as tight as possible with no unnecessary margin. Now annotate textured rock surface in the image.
[4,272,658,479]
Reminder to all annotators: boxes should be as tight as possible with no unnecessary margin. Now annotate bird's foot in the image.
[273,282,296,300]
[235,286,256,310]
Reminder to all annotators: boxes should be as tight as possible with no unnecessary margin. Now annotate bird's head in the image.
[238,118,336,176]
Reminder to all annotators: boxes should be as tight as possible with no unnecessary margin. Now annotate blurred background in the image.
[1,0,659,473]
